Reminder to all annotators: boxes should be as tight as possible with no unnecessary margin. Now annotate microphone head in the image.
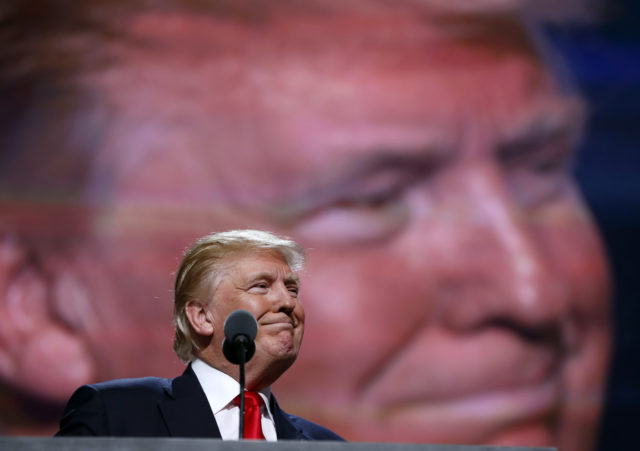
[222,310,258,364]
[224,310,258,341]
[222,337,256,364]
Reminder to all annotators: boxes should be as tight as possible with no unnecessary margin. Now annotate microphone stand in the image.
[236,335,249,440]
[222,310,258,441]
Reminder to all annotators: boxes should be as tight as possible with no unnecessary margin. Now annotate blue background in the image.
[548,1,640,448]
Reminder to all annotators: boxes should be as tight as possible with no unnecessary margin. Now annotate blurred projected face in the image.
[49,9,609,451]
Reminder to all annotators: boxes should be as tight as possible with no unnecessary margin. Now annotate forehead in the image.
[219,249,294,277]
[105,9,548,117]
[88,9,568,207]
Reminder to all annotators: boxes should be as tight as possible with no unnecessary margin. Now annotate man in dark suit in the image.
[56,230,343,440]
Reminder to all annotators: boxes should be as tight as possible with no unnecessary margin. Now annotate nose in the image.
[270,282,297,314]
[410,163,570,336]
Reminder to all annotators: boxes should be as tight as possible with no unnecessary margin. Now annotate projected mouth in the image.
[358,326,564,432]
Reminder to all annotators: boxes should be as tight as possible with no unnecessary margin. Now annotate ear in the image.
[184,300,215,336]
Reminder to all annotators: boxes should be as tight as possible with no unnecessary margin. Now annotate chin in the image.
[264,334,301,359]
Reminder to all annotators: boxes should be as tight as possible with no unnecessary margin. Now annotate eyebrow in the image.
[284,274,301,286]
[245,271,300,286]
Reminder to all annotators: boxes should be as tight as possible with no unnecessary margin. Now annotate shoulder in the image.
[72,376,174,415]
[71,376,172,408]
[89,376,172,398]
[56,376,173,436]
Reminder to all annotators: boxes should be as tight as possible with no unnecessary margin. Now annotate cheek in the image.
[228,295,269,319]
[535,208,611,317]
[297,248,437,390]
[294,302,306,327]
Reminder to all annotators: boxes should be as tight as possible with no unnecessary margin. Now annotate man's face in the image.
[202,250,305,387]
[61,9,609,451]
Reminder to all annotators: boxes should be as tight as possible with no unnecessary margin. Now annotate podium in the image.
[0,437,556,451]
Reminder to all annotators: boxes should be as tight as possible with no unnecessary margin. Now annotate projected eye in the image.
[277,154,444,246]
[292,189,410,246]
[504,142,573,207]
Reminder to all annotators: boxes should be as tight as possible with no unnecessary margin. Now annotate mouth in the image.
[262,322,294,332]
[354,381,559,445]
[383,375,559,422]
[357,327,565,443]
[260,315,296,330]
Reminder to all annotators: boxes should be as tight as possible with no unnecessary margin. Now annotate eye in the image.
[292,201,409,246]
[502,140,574,207]
[287,285,299,297]
[248,281,269,292]
[283,157,447,246]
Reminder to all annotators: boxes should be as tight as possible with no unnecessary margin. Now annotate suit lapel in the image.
[271,395,306,440]
[158,365,222,438]
[158,364,305,440]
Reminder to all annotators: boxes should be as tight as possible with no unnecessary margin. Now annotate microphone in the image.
[222,310,258,440]
[222,310,257,364]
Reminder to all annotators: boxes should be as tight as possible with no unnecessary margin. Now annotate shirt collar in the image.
[191,358,272,415]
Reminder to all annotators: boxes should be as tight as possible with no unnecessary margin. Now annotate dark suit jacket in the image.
[56,365,343,441]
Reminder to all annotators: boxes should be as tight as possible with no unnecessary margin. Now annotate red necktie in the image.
[234,391,265,440]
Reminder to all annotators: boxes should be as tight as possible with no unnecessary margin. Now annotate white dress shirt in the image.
[191,358,277,441]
